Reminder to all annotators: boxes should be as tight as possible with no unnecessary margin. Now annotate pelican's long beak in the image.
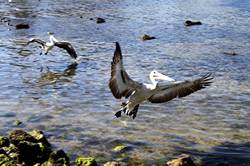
[155,73,175,82]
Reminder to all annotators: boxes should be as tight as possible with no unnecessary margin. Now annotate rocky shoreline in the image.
[0,129,197,166]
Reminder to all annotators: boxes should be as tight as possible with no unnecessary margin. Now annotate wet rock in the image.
[0,136,10,148]
[75,156,98,166]
[113,144,131,153]
[0,153,17,165]
[96,17,106,24]
[184,20,202,26]
[18,141,47,164]
[43,150,70,166]
[15,119,22,126]
[223,51,237,56]
[9,129,37,146]
[104,161,127,166]
[29,130,51,147]
[167,154,196,166]
[15,23,30,29]
[142,34,156,41]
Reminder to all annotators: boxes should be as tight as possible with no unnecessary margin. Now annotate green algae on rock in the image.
[0,129,68,166]
[113,144,130,152]
[75,156,98,166]
[167,154,196,166]
[0,136,10,148]
[142,34,156,41]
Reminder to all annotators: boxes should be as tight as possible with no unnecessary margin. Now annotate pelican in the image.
[109,42,213,119]
[27,32,77,59]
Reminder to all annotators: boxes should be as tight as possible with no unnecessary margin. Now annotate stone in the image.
[104,161,127,166]
[167,154,196,166]
[15,23,30,29]
[96,17,106,24]
[142,34,156,41]
[75,156,98,166]
[45,150,70,166]
[9,129,37,146]
[184,20,202,26]
[0,136,10,148]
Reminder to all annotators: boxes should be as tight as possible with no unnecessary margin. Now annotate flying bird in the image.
[109,42,213,119]
[27,32,77,59]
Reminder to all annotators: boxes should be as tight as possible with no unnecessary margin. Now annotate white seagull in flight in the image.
[109,42,213,119]
[27,32,77,59]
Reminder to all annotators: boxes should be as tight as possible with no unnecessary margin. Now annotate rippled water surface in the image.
[0,0,250,165]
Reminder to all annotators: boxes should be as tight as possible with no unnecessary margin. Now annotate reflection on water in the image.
[0,0,250,165]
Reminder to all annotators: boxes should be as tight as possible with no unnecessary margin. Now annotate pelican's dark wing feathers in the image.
[27,38,46,48]
[54,41,77,59]
[148,73,213,103]
[109,42,141,99]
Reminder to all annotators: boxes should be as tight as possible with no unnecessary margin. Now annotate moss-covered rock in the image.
[44,150,70,166]
[167,154,196,166]
[113,144,130,152]
[75,156,98,166]
[142,34,156,41]
[0,154,17,166]
[0,136,10,148]
[9,129,37,146]
[104,161,127,166]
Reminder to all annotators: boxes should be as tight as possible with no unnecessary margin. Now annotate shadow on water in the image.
[176,141,250,166]
[37,62,78,86]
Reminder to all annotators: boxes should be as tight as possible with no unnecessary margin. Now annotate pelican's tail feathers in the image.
[129,104,139,119]
[115,103,139,119]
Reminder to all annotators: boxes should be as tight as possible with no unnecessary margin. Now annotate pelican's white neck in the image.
[149,73,158,87]
[49,34,59,44]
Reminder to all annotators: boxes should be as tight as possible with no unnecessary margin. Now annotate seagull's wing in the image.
[54,41,77,59]
[109,42,141,99]
[148,73,213,103]
[27,38,46,48]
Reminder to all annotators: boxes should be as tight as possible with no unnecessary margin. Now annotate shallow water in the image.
[0,0,250,165]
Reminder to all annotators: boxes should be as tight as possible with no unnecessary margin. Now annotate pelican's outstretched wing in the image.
[109,42,141,99]
[27,38,46,48]
[54,41,77,59]
[148,73,213,103]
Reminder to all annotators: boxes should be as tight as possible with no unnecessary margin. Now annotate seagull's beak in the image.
[154,73,175,81]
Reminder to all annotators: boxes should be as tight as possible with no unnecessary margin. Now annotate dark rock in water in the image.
[43,150,70,166]
[167,154,196,166]
[9,129,37,146]
[15,23,30,29]
[0,153,18,165]
[18,141,48,165]
[142,34,156,41]
[104,161,127,166]
[4,129,55,165]
[184,20,202,26]
[75,156,98,166]
[0,136,10,148]
[29,130,51,147]
[96,17,106,24]
[223,51,237,56]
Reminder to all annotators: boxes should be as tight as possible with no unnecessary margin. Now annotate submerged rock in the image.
[75,156,98,166]
[142,34,156,41]
[167,154,196,166]
[223,51,237,56]
[104,161,127,166]
[184,20,202,26]
[15,23,30,29]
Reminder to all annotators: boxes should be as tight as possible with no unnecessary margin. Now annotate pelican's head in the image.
[150,70,175,82]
